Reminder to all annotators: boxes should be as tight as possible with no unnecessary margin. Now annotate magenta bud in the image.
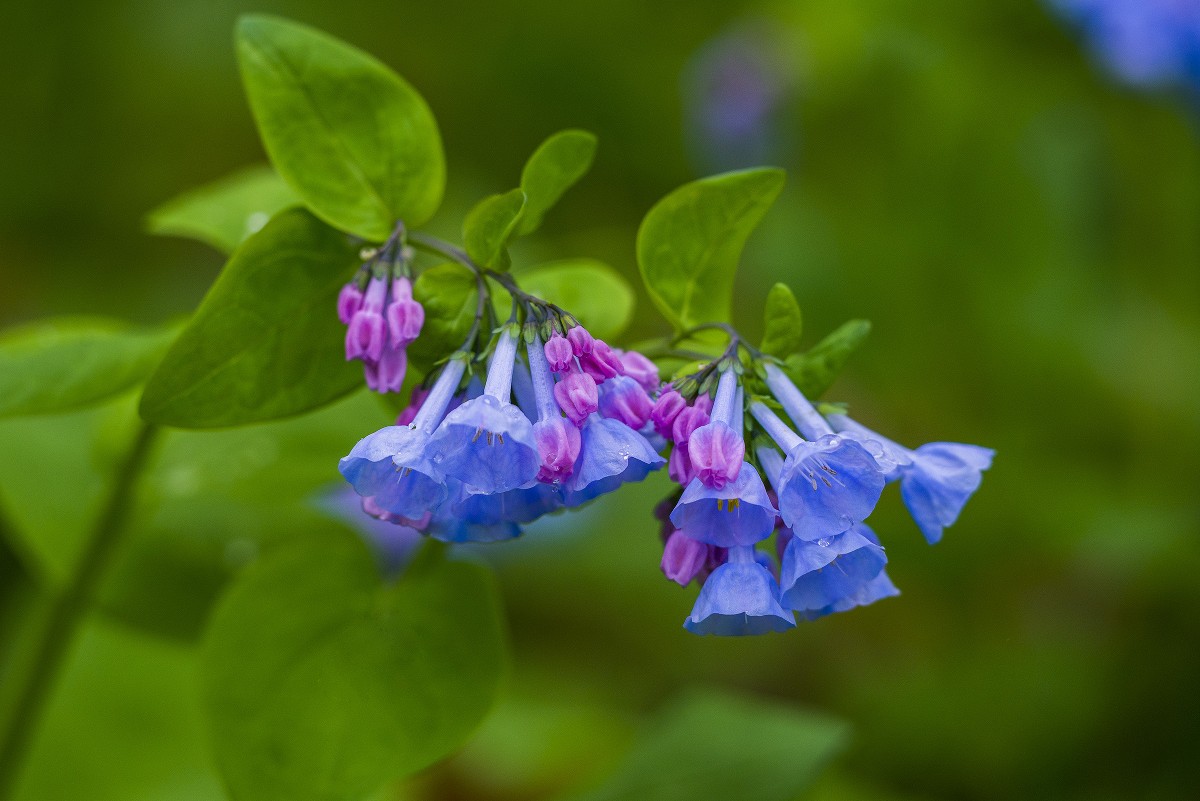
[544,334,574,373]
[553,371,599,426]
[661,531,709,586]
[345,276,389,361]
[396,386,429,426]
[337,283,364,324]
[618,350,659,392]
[598,376,654,429]
[671,405,710,446]
[651,389,687,440]
[386,297,425,347]
[692,393,714,415]
[533,417,582,483]
[567,326,595,356]
[365,344,407,393]
[687,421,745,489]
[580,340,624,383]
[668,442,694,485]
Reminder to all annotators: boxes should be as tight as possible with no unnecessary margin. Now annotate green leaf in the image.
[516,259,634,341]
[515,129,597,235]
[636,168,785,331]
[463,189,527,271]
[146,164,299,254]
[408,263,479,369]
[0,318,176,419]
[139,208,362,428]
[559,689,849,801]
[236,15,445,240]
[202,534,507,801]
[759,282,803,358]
[784,319,872,399]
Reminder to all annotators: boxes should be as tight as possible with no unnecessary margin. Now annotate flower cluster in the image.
[338,244,425,393]
[652,357,993,636]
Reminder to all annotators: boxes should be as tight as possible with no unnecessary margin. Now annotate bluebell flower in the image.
[423,479,522,543]
[564,413,665,505]
[826,414,994,544]
[452,480,563,526]
[684,545,795,635]
[338,358,466,519]
[796,571,900,622]
[426,327,541,493]
[750,399,885,540]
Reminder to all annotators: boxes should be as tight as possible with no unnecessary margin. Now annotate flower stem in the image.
[0,421,159,801]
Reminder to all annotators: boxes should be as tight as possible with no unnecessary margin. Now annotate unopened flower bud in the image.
[580,340,624,383]
[337,283,365,324]
[651,388,687,440]
[618,350,659,392]
[566,325,594,356]
[533,417,582,482]
[661,531,709,586]
[544,334,574,373]
[598,376,654,429]
[553,371,599,426]
[688,421,745,489]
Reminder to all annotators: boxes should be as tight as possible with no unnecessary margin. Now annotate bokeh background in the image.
[2,0,1199,799]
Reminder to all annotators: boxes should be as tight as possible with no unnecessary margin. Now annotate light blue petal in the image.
[798,570,899,621]
[780,523,888,611]
[901,442,994,544]
[424,480,523,543]
[425,395,541,493]
[684,561,795,636]
[564,416,665,505]
[777,434,885,540]
[338,426,447,519]
[668,463,777,547]
[454,481,563,525]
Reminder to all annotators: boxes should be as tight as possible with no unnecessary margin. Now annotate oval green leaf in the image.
[636,168,785,331]
[0,318,176,419]
[783,319,871,399]
[146,164,299,254]
[516,259,634,341]
[408,263,479,369]
[759,282,803,358]
[516,129,597,236]
[201,534,507,801]
[139,208,363,428]
[237,15,445,240]
[463,189,527,271]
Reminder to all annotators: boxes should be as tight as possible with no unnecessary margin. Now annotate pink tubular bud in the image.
[668,442,694,485]
[396,386,429,426]
[687,421,745,489]
[651,389,687,440]
[386,296,425,347]
[661,531,709,586]
[692,393,714,415]
[364,344,407,393]
[671,405,710,446]
[580,340,624,383]
[618,350,660,392]
[598,376,654,429]
[553,371,599,426]
[566,326,594,356]
[345,276,389,361]
[533,417,582,483]
[544,334,574,373]
[337,283,365,324]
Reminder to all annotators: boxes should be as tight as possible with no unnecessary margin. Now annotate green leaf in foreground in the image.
[516,129,597,235]
[237,14,445,240]
[408,263,479,369]
[146,164,299,254]
[784,319,872,399]
[516,259,634,341]
[463,189,527,271]
[636,168,785,331]
[559,689,849,801]
[139,208,362,428]
[0,318,176,419]
[202,534,507,801]
[759,282,803,358]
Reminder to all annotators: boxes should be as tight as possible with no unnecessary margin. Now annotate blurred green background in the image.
[2,0,1199,799]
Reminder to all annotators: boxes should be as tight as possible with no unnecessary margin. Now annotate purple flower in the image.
[554,371,599,426]
[827,414,994,544]
[598,375,654,429]
[686,369,745,489]
[385,276,424,347]
[364,342,406,393]
[344,275,388,361]
[683,546,795,636]
[544,333,574,373]
[661,530,710,586]
[566,325,594,356]
[651,388,687,439]
[337,282,364,324]
[534,418,581,482]
[671,403,710,445]
[426,328,541,493]
[579,340,624,383]
[617,349,660,392]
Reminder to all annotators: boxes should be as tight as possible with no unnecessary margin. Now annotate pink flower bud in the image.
[671,405,710,446]
[395,386,429,426]
[566,326,594,356]
[651,389,687,440]
[661,531,709,586]
[598,376,654,429]
[533,417,582,483]
[345,276,388,361]
[544,334,574,373]
[580,340,624,383]
[668,442,694,484]
[687,421,744,489]
[693,392,714,415]
[553,371,599,426]
[618,350,659,392]
[337,283,364,324]
[386,296,425,347]
[364,344,407,393]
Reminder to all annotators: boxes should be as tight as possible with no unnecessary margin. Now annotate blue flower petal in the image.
[777,434,885,540]
[454,481,563,525]
[780,523,888,611]
[338,426,447,519]
[900,442,994,544]
[798,570,900,621]
[564,416,665,505]
[425,395,541,493]
[684,560,795,636]
[669,462,777,547]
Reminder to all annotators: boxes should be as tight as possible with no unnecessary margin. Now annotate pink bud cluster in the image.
[544,326,657,429]
[340,275,425,393]
[650,388,714,485]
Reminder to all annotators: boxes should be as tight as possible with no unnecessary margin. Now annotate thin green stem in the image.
[0,422,159,801]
